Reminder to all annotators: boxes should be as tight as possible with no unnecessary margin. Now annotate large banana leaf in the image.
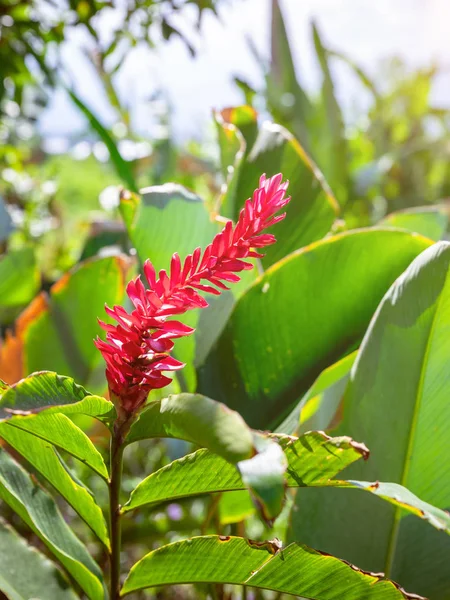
[379,205,449,241]
[122,535,419,599]
[290,241,450,599]
[217,112,339,266]
[120,184,217,273]
[277,351,357,435]
[198,229,432,429]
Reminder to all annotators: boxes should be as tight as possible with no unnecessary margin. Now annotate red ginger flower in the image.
[95,173,290,414]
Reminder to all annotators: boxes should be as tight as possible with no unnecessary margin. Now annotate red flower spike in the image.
[95,173,290,414]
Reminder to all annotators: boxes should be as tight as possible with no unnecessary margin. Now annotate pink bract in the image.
[95,173,290,413]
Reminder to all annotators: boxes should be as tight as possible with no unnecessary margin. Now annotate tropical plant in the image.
[3,0,450,596]
[1,104,450,600]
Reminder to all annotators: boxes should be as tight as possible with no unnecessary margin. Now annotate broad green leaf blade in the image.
[68,90,137,192]
[122,535,417,599]
[277,351,356,435]
[379,205,449,241]
[222,119,339,266]
[120,184,217,274]
[5,412,109,479]
[0,450,104,600]
[0,371,115,425]
[198,229,432,429]
[124,432,367,511]
[0,425,109,547]
[290,242,450,599]
[125,393,254,462]
[0,518,79,600]
[0,255,130,393]
[120,184,218,390]
[0,247,40,325]
[194,291,236,367]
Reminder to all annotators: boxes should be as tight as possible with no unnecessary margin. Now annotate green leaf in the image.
[125,393,253,462]
[290,242,450,599]
[219,490,255,525]
[378,205,449,241]
[121,535,417,599]
[221,119,339,266]
[125,393,286,524]
[198,229,432,429]
[267,0,314,152]
[68,90,137,192]
[0,372,111,479]
[238,434,287,524]
[218,106,258,156]
[0,247,40,325]
[0,425,109,547]
[0,518,79,600]
[312,21,350,206]
[124,432,367,511]
[0,371,115,424]
[80,220,129,261]
[277,351,356,435]
[0,256,130,393]
[3,412,109,479]
[341,481,450,534]
[214,115,243,193]
[120,184,216,273]
[0,450,104,600]
[213,108,250,219]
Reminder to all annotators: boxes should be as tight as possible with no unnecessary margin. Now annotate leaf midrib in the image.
[384,266,450,577]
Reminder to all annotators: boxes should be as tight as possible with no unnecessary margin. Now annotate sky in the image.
[38,0,450,143]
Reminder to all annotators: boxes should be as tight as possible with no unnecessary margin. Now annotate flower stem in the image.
[109,418,128,600]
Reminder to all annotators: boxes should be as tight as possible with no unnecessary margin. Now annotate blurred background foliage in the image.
[1,0,450,598]
[1,0,449,281]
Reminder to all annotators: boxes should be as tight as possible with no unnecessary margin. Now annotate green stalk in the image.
[109,415,132,599]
